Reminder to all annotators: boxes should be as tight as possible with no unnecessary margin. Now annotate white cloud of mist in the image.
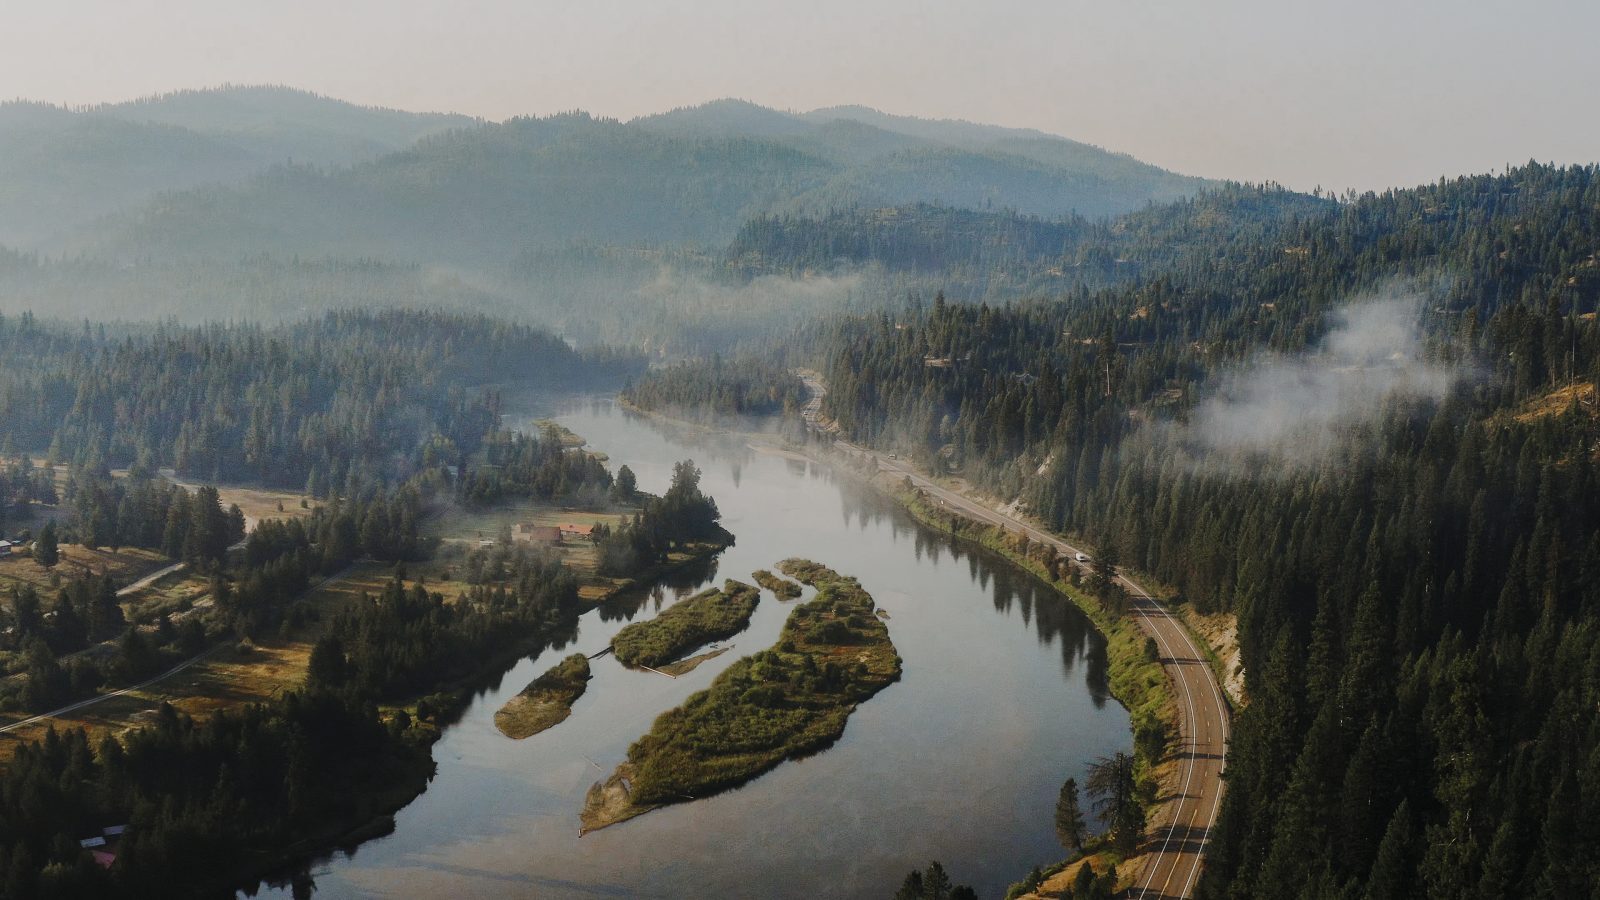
[1176,289,1456,475]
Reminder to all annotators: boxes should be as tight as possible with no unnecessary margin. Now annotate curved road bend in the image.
[799,375,1230,900]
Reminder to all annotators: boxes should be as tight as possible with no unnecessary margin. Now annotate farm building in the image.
[514,524,563,544]
[558,523,594,539]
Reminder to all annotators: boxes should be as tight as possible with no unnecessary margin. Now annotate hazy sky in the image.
[4,0,1596,191]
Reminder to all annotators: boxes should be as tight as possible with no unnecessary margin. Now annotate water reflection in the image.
[595,556,720,622]
[257,398,1130,900]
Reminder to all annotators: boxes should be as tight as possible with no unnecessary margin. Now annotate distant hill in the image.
[0,86,475,248]
[725,185,1334,289]
[49,96,1214,264]
[92,85,476,154]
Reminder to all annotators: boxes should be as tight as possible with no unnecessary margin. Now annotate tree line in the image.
[0,310,642,491]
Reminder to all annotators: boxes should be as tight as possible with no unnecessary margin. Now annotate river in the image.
[255,398,1130,899]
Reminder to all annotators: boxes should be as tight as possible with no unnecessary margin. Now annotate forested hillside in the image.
[815,162,1600,898]
[725,185,1332,300]
[0,310,641,489]
[63,104,1210,267]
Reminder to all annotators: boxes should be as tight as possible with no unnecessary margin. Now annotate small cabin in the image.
[514,524,563,544]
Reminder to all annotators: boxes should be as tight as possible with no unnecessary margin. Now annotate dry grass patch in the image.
[214,485,315,528]
[121,571,212,623]
[0,545,168,594]
[1513,380,1598,424]
[0,640,311,764]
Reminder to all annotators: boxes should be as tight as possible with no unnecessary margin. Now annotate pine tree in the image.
[34,521,58,567]
[1056,776,1088,852]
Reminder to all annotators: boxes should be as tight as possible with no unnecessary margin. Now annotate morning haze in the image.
[0,6,1597,900]
[4,0,1597,191]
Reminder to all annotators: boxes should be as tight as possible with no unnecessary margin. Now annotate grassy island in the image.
[581,560,900,832]
[494,653,593,739]
[752,568,804,599]
[611,579,760,668]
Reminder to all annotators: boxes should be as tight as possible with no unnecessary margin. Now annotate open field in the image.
[429,502,633,576]
[0,638,309,761]
[119,569,213,624]
[162,474,316,530]
[0,545,169,593]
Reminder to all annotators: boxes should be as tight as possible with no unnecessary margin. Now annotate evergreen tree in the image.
[1056,776,1087,852]
[34,521,57,567]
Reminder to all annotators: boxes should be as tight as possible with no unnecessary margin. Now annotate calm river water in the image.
[255,398,1129,899]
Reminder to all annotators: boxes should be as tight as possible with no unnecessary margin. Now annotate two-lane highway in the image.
[798,373,1230,899]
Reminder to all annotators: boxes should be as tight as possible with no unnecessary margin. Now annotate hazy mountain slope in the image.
[0,86,475,249]
[630,98,814,139]
[802,105,1206,208]
[68,100,1214,265]
[801,104,1063,146]
[0,106,257,247]
[95,85,475,154]
[70,114,840,264]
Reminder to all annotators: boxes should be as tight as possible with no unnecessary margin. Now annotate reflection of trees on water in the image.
[556,397,1110,702]
[595,555,721,622]
[832,478,1110,704]
[463,613,583,708]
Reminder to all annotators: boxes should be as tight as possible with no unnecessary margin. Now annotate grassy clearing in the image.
[752,569,803,600]
[428,503,632,576]
[120,570,211,624]
[611,580,760,668]
[494,653,592,739]
[0,638,313,762]
[213,484,314,527]
[582,561,900,833]
[0,545,168,594]
[0,561,387,759]
[1007,841,1135,900]
[1511,379,1598,424]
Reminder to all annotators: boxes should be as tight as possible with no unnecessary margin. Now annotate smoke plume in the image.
[1177,289,1456,475]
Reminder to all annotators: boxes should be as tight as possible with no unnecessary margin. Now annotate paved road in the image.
[800,373,1230,899]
